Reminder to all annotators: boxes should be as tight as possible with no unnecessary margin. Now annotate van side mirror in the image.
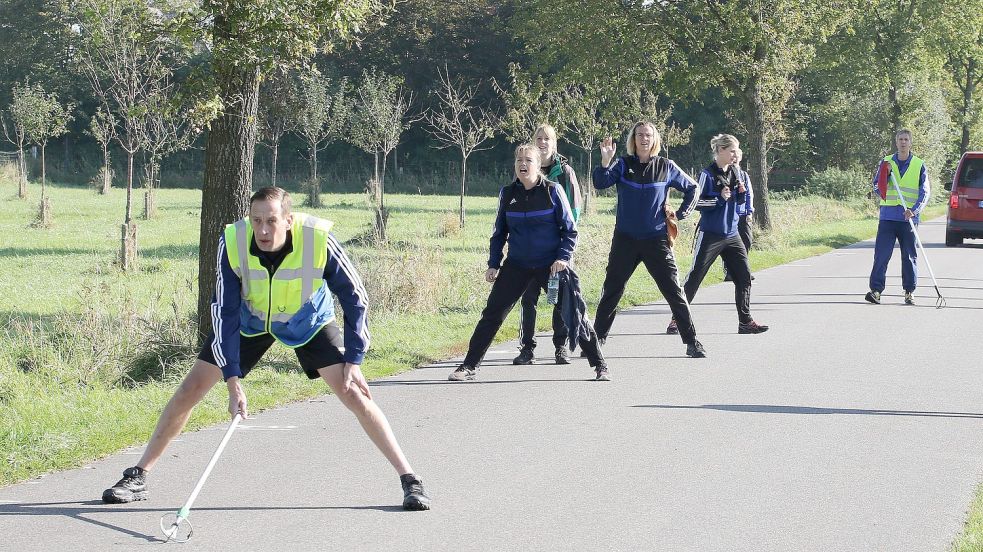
[944,180,952,191]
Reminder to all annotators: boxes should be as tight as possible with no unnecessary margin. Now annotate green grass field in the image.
[0,177,948,495]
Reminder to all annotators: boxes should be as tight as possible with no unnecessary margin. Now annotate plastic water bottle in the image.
[547,274,560,305]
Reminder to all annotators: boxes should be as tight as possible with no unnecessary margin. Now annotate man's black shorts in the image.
[198,322,345,379]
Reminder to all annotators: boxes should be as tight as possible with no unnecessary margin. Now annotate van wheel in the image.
[945,228,963,247]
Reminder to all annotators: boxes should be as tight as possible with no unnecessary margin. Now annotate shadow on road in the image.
[0,500,403,542]
[631,404,983,419]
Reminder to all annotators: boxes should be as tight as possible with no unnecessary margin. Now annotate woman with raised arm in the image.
[591,121,707,359]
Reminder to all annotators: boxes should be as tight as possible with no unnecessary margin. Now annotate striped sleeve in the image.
[694,171,723,211]
[212,236,243,380]
[591,157,624,190]
[667,160,700,220]
[323,233,370,365]
[488,186,509,269]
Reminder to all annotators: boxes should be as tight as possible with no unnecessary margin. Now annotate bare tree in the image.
[87,107,117,195]
[138,85,199,218]
[258,70,300,188]
[294,70,351,207]
[351,67,416,240]
[1,81,34,199]
[423,66,496,228]
[74,0,172,270]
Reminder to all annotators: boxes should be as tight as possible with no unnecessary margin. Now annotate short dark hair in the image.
[250,187,292,214]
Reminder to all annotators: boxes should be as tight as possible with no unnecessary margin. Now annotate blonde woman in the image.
[514,123,582,366]
[449,143,608,382]
[669,134,768,335]
[723,147,754,282]
[592,121,706,358]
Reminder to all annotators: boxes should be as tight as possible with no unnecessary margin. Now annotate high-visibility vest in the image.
[881,154,923,209]
[224,213,335,347]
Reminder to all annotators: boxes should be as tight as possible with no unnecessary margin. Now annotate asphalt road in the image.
[2,217,982,551]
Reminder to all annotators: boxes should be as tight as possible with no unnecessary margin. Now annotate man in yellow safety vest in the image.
[102,186,430,510]
[865,129,931,306]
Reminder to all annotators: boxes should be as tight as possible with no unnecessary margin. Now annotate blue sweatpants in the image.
[869,219,918,293]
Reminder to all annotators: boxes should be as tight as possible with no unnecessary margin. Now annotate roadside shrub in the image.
[802,166,871,201]
[5,280,198,389]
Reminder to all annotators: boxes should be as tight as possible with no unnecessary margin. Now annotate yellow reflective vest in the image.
[224,213,336,347]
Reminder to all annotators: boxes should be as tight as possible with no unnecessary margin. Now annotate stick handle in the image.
[176,413,243,518]
[887,173,942,290]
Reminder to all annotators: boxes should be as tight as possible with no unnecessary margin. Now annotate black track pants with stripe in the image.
[683,230,753,324]
[593,231,697,345]
[463,261,603,368]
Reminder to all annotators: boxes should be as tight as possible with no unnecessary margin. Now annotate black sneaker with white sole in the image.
[400,474,431,511]
[864,290,881,304]
[555,346,570,365]
[102,466,148,504]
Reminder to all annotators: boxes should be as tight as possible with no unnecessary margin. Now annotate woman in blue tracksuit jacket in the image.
[448,143,608,382]
[592,121,707,359]
[672,134,768,335]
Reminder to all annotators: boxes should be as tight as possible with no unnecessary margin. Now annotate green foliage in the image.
[802,166,871,201]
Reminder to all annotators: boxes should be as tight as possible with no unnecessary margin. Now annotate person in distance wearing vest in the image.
[592,121,708,359]
[448,143,609,382]
[513,123,583,367]
[102,187,430,511]
[865,128,930,306]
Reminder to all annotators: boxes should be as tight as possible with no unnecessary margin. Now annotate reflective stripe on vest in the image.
[881,154,923,208]
[224,213,334,333]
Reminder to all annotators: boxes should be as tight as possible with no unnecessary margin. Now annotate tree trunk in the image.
[888,82,902,136]
[40,143,47,200]
[960,59,976,155]
[120,221,138,272]
[101,146,111,195]
[17,148,27,198]
[309,144,318,180]
[744,82,772,231]
[125,150,135,225]
[459,155,467,228]
[271,141,279,187]
[196,62,261,341]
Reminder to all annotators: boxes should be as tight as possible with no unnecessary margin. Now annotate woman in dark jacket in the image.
[592,121,707,358]
[513,123,583,366]
[448,143,609,382]
[669,134,768,335]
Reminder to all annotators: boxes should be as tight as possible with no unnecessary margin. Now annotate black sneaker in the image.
[512,347,534,365]
[555,346,570,365]
[904,291,914,305]
[738,320,769,334]
[666,319,679,335]
[447,365,477,381]
[864,290,881,304]
[686,340,707,358]
[400,474,431,511]
[102,466,148,504]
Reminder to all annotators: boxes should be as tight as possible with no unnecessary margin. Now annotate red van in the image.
[946,152,983,246]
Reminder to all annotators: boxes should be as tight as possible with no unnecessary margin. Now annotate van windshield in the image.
[959,158,983,188]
